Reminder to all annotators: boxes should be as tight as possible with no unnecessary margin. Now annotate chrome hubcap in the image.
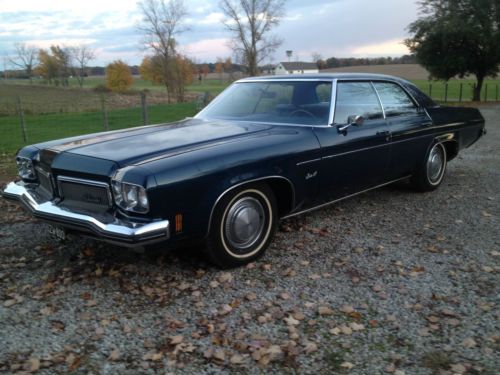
[225,197,265,252]
[427,145,444,183]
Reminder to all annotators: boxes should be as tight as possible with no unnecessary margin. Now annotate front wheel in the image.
[411,142,447,191]
[206,183,277,268]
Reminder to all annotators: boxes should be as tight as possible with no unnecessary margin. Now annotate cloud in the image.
[180,38,232,61]
[0,0,421,65]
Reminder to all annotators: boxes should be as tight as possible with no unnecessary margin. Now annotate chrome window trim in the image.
[328,79,337,125]
[371,81,386,119]
[196,78,336,127]
[57,175,112,206]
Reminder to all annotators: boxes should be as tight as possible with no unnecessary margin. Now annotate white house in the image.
[274,62,319,75]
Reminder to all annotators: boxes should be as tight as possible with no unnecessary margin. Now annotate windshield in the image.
[196,81,333,125]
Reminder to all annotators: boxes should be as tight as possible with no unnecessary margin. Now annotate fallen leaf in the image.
[462,337,477,348]
[427,315,440,323]
[3,299,17,307]
[372,284,383,292]
[341,361,354,369]
[169,335,183,345]
[219,304,233,315]
[245,292,257,301]
[349,322,365,331]
[450,363,467,374]
[218,272,233,283]
[292,311,305,321]
[318,306,335,316]
[304,342,317,354]
[329,327,341,335]
[284,315,300,326]
[340,305,354,314]
[108,349,120,361]
[280,292,290,300]
[212,349,225,363]
[25,357,40,373]
[230,354,244,365]
[418,328,430,337]
[267,345,282,360]
[339,325,353,335]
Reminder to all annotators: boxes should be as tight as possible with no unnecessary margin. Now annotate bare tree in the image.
[137,0,188,102]
[10,43,38,83]
[220,0,286,76]
[70,45,96,87]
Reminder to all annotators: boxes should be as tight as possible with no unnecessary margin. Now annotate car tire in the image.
[206,183,278,268]
[411,142,447,192]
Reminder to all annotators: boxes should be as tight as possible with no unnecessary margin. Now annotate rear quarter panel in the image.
[426,106,485,149]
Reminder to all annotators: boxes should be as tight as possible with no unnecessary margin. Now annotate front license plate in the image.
[48,225,66,241]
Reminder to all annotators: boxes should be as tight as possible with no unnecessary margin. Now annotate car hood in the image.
[37,118,273,167]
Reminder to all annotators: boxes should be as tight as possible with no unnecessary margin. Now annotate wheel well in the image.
[264,178,295,217]
[442,140,459,161]
[207,177,295,237]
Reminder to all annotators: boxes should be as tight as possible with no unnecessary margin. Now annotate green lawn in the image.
[412,79,500,102]
[2,76,231,94]
[0,102,198,154]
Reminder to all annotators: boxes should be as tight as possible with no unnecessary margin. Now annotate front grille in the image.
[58,177,111,209]
[35,166,54,196]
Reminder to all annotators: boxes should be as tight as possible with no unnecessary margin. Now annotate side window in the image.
[334,82,383,124]
[373,82,417,117]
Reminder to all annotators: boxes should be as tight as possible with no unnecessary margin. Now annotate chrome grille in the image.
[58,177,111,208]
[36,166,53,195]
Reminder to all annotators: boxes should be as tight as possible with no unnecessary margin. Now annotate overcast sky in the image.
[0,0,420,66]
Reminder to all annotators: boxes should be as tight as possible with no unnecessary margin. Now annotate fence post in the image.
[444,83,448,102]
[459,83,463,102]
[428,83,432,98]
[100,95,109,131]
[141,92,149,125]
[484,84,488,102]
[472,84,476,101]
[16,95,28,143]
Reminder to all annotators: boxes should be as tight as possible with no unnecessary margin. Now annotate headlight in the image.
[112,181,149,213]
[16,157,36,180]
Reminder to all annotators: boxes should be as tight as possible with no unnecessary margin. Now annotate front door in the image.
[313,81,391,202]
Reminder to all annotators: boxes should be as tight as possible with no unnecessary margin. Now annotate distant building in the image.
[274,62,319,75]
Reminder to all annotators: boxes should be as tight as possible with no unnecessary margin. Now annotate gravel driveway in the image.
[0,106,498,375]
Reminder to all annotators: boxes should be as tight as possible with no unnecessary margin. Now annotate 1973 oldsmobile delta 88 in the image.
[1,74,485,267]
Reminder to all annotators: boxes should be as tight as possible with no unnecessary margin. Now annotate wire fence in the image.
[1,80,499,156]
[414,81,500,103]
[0,92,213,155]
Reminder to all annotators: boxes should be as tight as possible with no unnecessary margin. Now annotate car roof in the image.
[238,73,409,84]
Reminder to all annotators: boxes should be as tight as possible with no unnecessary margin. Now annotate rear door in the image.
[313,81,391,202]
[372,81,434,180]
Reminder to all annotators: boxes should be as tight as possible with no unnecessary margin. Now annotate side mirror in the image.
[347,115,364,126]
[337,115,364,135]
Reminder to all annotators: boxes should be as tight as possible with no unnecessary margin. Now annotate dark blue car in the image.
[1,74,486,267]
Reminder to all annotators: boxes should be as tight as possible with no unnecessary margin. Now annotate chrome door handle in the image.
[376,130,392,141]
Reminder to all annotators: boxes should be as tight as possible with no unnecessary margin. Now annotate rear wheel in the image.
[411,142,447,191]
[206,183,277,268]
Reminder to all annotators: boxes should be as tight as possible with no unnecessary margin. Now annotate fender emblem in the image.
[305,171,318,180]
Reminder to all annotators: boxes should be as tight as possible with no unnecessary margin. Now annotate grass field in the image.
[0,102,198,154]
[2,76,230,95]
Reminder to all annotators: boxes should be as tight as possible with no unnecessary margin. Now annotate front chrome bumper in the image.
[1,181,170,247]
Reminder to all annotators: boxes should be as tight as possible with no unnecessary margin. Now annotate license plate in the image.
[48,225,66,241]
